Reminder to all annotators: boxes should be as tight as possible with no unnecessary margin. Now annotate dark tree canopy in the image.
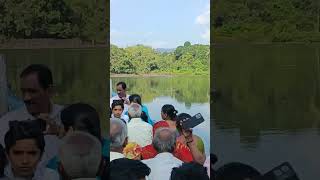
[213,0,320,42]
[0,0,107,42]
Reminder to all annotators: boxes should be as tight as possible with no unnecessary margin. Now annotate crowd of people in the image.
[109,81,211,180]
[0,64,108,180]
[0,63,292,180]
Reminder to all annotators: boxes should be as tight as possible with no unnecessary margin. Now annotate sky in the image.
[111,0,210,49]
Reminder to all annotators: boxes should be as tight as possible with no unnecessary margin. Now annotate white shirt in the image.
[142,152,183,180]
[0,104,63,169]
[1,164,59,180]
[127,118,152,147]
[110,151,125,162]
[110,94,130,115]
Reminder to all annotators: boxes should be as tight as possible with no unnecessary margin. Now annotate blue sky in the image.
[111,0,210,48]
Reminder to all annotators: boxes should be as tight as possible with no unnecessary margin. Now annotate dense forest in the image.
[110,42,210,75]
[0,0,107,42]
[213,0,320,42]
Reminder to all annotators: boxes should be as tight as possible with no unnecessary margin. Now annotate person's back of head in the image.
[161,104,178,120]
[128,103,142,119]
[215,162,261,180]
[110,118,128,152]
[110,158,150,180]
[58,131,102,179]
[170,162,210,180]
[61,103,101,140]
[153,127,176,153]
[176,113,192,132]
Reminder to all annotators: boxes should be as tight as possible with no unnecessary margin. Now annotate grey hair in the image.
[128,103,142,118]
[58,131,102,179]
[152,127,176,153]
[110,118,127,149]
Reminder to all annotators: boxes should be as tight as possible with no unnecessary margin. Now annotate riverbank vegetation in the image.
[213,0,320,42]
[0,0,107,43]
[110,42,210,75]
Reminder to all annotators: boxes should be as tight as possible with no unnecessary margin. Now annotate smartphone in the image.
[181,113,205,129]
[258,162,300,180]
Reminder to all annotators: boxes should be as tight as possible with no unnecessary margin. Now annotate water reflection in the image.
[212,44,320,179]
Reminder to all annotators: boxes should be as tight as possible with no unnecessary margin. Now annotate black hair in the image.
[112,100,124,110]
[141,112,148,123]
[215,162,261,180]
[128,94,149,123]
[176,113,192,132]
[0,144,6,177]
[4,121,45,155]
[129,94,142,105]
[170,162,210,180]
[162,104,178,120]
[110,158,150,180]
[61,103,101,140]
[116,82,127,90]
[20,64,53,89]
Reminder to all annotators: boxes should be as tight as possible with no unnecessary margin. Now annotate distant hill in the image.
[155,48,175,53]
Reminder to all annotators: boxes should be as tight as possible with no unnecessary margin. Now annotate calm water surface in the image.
[213,44,320,179]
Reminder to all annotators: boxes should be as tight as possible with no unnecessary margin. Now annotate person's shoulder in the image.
[142,158,152,165]
[43,168,60,180]
[0,106,27,121]
[194,134,204,142]
[172,156,183,164]
[143,121,153,128]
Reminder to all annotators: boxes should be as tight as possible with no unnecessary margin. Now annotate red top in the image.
[142,120,194,162]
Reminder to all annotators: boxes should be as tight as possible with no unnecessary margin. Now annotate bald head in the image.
[128,103,142,118]
[59,131,102,179]
[110,118,127,151]
[152,128,176,153]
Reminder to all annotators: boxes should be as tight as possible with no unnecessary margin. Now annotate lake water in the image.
[111,76,211,155]
[212,44,320,179]
[1,48,108,136]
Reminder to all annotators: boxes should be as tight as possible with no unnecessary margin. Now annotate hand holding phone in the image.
[181,113,205,129]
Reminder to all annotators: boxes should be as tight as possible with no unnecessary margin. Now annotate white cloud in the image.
[195,4,210,42]
[144,41,168,49]
[201,28,210,42]
[196,11,209,26]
